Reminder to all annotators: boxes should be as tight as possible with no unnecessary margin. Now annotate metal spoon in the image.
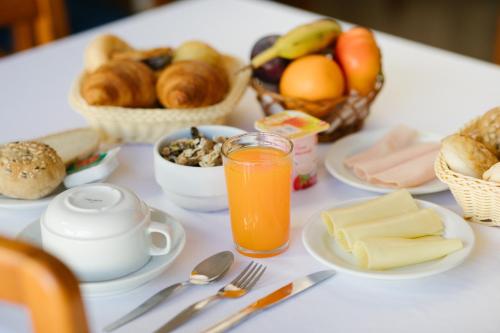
[104,251,234,332]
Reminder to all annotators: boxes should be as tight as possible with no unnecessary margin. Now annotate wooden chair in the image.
[495,13,500,64]
[0,0,69,52]
[0,236,88,333]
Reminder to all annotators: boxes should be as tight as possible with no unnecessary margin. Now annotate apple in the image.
[336,27,381,96]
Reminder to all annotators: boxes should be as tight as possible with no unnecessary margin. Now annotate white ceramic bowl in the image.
[154,125,246,212]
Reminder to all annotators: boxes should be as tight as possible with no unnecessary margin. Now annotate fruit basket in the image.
[251,73,383,142]
[249,19,384,142]
[435,116,500,227]
[69,55,250,144]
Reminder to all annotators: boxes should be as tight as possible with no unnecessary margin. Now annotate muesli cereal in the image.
[160,127,226,167]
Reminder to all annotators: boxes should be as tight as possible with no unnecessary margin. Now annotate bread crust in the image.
[0,142,66,199]
[483,162,500,182]
[441,134,497,178]
[84,34,132,72]
[36,128,100,165]
[156,60,229,108]
[473,107,500,156]
[82,59,157,108]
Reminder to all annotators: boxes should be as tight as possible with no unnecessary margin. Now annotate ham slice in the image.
[344,125,418,168]
[352,142,440,181]
[369,149,439,188]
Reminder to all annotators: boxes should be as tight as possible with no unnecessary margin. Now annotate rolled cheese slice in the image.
[321,189,418,236]
[336,208,444,251]
[353,236,463,270]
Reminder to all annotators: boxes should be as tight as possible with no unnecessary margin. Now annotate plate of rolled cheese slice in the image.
[302,190,474,279]
[324,125,448,194]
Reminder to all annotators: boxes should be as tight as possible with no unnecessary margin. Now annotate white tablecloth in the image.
[1,0,500,332]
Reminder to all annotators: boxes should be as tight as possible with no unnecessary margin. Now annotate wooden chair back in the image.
[495,14,500,64]
[0,0,69,52]
[0,236,88,333]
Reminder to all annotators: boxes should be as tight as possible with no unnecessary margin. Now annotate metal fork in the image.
[154,261,266,333]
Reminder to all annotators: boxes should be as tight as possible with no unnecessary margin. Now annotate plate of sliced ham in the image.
[324,125,448,195]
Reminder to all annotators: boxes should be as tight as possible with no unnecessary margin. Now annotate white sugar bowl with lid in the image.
[40,183,171,282]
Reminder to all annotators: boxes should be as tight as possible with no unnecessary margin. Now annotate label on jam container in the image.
[255,111,329,191]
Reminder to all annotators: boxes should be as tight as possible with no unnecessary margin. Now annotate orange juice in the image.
[224,143,293,258]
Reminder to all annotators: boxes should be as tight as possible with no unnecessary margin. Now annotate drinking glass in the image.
[222,132,293,257]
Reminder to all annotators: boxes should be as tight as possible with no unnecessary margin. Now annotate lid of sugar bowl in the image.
[41,183,150,239]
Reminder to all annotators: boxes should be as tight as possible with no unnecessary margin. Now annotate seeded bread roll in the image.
[0,142,66,199]
[441,134,498,178]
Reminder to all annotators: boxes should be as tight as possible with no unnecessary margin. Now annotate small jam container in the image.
[255,111,329,190]
[64,147,120,188]
[40,183,172,282]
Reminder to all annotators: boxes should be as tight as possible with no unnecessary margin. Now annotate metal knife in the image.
[203,270,336,333]
[103,282,188,332]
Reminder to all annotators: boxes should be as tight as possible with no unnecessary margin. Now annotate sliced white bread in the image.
[36,128,100,165]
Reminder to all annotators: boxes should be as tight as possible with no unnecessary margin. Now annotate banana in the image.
[251,19,342,68]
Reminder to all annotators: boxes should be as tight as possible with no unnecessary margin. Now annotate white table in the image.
[1,0,500,332]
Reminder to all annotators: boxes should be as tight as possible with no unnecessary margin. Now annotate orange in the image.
[280,55,345,103]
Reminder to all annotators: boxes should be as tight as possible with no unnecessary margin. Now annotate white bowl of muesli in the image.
[154,125,246,212]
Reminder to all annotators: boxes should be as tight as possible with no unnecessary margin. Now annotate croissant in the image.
[81,59,157,107]
[156,60,229,109]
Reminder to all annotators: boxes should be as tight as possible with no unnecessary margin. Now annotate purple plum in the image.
[250,35,290,84]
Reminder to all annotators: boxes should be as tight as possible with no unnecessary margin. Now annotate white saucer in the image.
[324,129,448,195]
[302,198,474,280]
[0,186,64,211]
[17,208,186,297]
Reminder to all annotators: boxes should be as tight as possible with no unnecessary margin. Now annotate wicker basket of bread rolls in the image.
[435,107,500,226]
[69,35,250,144]
[251,74,383,142]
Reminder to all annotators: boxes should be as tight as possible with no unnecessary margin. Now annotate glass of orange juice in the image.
[222,132,293,258]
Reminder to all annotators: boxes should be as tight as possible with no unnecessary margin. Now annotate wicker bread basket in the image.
[69,55,251,144]
[435,116,500,226]
[251,73,384,142]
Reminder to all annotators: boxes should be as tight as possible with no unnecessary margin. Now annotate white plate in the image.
[0,186,65,211]
[302,198,474,280]
[324,129,448,195]
[17,208,186,297]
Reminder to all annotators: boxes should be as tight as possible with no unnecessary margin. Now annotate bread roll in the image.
[156,60,229,108]
[0,142,65,199]
[441,134,497,178]
[483,162,500,182]
[173,40,222,67]
[84,34,133,72]
[470,107,500,156]
[82,59,157,108]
